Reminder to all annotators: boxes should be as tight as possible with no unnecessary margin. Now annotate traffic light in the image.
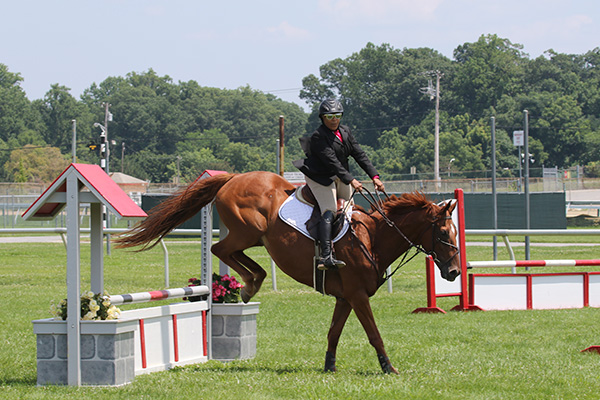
[88,140,99,154]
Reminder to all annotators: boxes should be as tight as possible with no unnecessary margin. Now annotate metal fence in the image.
[2,174,598,229]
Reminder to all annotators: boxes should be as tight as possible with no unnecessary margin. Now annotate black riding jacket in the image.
[293,124,379,186]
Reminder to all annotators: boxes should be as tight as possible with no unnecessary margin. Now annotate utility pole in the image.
[71,120,77,163]
[93,103,112,254]
[94,103,111,174]
[278,116,285,176]
[121,142,125,173]
[420,70,443,188]
[103,102,111,174]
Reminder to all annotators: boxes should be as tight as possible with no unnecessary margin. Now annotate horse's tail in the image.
[114,173,236,250]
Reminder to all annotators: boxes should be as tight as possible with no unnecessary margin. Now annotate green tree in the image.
[4,145,70,183]
[0,64,45,149]
[300,42,454,147]
[452,34,528,116]
[535,94,590,167]
[167,149,231,183]
[34,84,94,154]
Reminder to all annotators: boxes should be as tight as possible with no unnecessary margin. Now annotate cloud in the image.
[317,0,443,22]
[266,21,311,41]
[564,14,593,30]
[507,13,595,56]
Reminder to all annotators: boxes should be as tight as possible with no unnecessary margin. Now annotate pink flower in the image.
[212,282,227,302]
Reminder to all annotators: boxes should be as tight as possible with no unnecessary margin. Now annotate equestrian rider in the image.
[293,99,385,270]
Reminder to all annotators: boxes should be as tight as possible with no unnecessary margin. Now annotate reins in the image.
[351,188,457,287]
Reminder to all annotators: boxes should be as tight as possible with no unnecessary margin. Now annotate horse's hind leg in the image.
[210,237,266,303]
[232,251,267,297]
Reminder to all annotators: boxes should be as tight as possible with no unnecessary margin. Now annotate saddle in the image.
[279,185,353,296]
[295,185,348,240]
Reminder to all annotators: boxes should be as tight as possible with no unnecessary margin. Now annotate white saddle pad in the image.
[278,191,352,243]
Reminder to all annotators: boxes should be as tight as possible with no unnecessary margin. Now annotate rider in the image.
[293,98,385,270]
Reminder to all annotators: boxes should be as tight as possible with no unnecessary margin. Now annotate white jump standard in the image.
[26,164,224,387]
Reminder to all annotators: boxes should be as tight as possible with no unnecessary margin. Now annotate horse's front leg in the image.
[348,293,399,374]
[325,297,353,372]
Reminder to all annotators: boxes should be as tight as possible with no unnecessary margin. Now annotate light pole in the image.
[93,122,108,173]
[94,103,111,174]
[420,70,444,188]
[94,102,112,254]
[447,158,455,177]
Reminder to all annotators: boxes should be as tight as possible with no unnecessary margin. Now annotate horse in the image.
[114,171,460,374]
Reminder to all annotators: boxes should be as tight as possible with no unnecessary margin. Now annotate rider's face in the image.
[322,113,342,130]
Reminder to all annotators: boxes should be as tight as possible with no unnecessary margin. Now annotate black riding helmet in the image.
[318,99,343,116]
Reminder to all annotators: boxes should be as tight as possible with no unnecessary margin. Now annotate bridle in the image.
[352,189,460,285]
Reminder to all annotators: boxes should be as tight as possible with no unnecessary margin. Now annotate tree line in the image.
[1,34,599,184]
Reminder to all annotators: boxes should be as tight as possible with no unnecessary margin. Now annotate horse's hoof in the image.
[240,288,251,303]
[377,353,398,374]
[324,351,337,372]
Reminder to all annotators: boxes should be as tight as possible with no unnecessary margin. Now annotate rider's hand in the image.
[350,179,363,191]
[373,177,385,192]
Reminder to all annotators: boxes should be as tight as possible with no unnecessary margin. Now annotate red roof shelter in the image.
[23,163,147,220]
[22,163,147,386]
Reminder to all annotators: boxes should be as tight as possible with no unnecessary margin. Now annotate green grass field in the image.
[2,238,600,399]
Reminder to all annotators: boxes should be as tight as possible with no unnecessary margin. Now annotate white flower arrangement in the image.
[51,291,121,321]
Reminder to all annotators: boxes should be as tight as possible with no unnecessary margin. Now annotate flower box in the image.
[211,302,259,361]
[33,318,138,386]
[33,301,209,386]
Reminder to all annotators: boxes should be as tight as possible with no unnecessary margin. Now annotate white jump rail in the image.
[465,229,600,266]
[107,285,211,375]
[467,259,600,269]
[109,285,209,305]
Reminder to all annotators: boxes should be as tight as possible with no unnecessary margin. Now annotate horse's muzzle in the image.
[439,263,460,282]
[443,269,460,282]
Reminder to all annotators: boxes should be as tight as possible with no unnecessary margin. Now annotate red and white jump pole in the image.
[109,285,209,305]
[413,188,480,313]
[110,285,210,371]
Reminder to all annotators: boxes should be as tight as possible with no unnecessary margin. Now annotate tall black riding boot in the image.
[317,210,346,270]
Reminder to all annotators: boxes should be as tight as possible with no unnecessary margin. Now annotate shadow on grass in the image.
[0,376,38,386]
[174,360,387,377]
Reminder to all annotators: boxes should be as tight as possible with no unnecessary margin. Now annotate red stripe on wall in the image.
[202,310,207,357]
[172,314,179,362]
[139,319,147,369]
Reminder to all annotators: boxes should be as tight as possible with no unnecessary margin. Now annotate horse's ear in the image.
[441,200,456,215]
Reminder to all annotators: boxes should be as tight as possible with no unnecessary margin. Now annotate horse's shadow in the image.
[176,360,386,377]
[1,376,38,386]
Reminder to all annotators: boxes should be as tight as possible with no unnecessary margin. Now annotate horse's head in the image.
[378,192,461,282]
[426,200,460,281]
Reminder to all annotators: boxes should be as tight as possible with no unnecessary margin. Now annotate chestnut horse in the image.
[115,171,460,374]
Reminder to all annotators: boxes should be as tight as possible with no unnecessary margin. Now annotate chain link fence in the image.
[1,169,597,229]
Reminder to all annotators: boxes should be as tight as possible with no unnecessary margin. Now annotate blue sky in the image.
[2,0,599,109]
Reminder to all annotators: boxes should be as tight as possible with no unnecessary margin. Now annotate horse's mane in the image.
[377,191,436,217]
